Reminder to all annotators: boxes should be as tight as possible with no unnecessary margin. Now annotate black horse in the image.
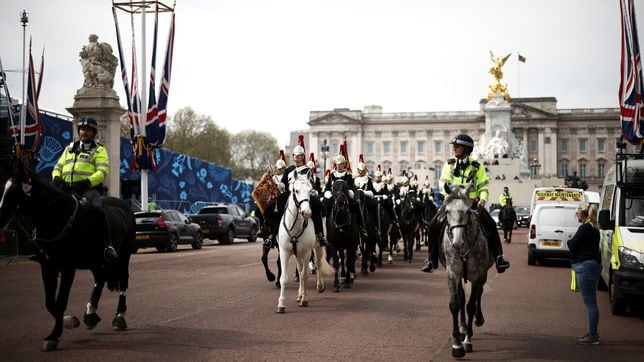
[373,195,393,266]
[398,191,421,263]
[326,180,359,292]
[499,203,517,244]
[0,159,135,351]
[355,189,378,276]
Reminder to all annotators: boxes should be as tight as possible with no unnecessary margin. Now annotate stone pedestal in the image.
[484,93,513,148]
[67,87,125,197]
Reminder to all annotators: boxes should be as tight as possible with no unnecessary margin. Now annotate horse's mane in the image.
[444,184,472,207]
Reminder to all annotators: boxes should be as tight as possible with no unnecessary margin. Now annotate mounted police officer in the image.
[281,143,328,247]
[499,186,513,207]
[323,154,369,240]
[51,117,117,261]
[421,133,510,274]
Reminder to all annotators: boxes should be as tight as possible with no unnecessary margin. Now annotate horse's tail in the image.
[315,246,335,276]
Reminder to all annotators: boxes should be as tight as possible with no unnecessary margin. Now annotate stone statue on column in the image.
[79,34,118,90]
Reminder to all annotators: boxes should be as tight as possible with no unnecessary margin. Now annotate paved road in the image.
[1,231,643,361]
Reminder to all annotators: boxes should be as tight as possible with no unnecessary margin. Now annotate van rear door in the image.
[535,205,579,252]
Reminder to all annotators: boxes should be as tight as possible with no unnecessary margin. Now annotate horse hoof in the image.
[333,285,341,293]
[299,300,308,307]
[63,315,80,329]
[112,315,128,330]
[274,281,281,289]
[361,269,368,276]
[276,306,286,313]
[266,272,276,282]
[317,285,326,293]
[464,343,473,353]
[369,264,376,272]
[475,317,485,327]
[83,312,101,330]
[452,347,465,358]
[42,340,58,352]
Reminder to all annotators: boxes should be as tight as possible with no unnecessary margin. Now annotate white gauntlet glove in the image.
[324,191,332,199]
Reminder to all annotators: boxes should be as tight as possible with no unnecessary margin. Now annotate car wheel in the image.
[167,233,178,252]
[192,233,203,249]
[156,246,165,252]
[247,226,258,243]
[220,227,234,244]
[609,274,627,315]
[527,248,536,266]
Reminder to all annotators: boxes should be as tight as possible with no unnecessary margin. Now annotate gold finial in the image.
[487,51,512,101]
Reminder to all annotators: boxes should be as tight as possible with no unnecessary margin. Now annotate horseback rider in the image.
[421,177,435,205]
[51,117,117,261]
[499,186,513,207]
[384,168,399,196]
[281,137,329,247]
[257,153,288,248]
[421,133,510,274]
[323,154,369,240]
[306,153,322,194]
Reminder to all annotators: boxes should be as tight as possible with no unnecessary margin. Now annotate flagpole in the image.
[517,51,521,98]
[20,10,28,146]
[140,3,149,212]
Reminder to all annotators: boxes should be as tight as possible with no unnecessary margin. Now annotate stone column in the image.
[67,35,125,198]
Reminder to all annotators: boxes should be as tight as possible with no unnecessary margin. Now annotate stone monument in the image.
[67,34,125,197]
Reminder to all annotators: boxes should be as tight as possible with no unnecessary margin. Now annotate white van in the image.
[597,157,644,315]
[529,187,587,216]
[527,203,580,266]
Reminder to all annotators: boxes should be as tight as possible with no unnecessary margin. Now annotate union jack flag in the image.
[145,2,160,147]
[619,0,644,144]
[156,12,175,148]
[10,39,43,155]
[112,6,135,141]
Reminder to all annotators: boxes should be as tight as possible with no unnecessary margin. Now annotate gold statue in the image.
[487,51,511,101]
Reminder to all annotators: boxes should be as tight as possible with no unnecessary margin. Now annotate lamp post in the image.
[19,10,28,146]
[529,158,541,178]
[321,139,330,176]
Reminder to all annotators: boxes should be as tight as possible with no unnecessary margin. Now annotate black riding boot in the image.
[312,212,328,247]
[97,208,117,261]
[421,210,445,273]
[479,209,510,273]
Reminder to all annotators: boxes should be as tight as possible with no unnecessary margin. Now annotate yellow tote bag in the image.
[570,269,579,292]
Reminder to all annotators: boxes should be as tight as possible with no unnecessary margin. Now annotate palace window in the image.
[560,139,568,154]
[400,141,408,155]
[366,142,374,156]
[598,161,605,178]
[383,141,391,155]
[597,139,605,153]
[579,138,587,153]
[560,161,568,178]
[417,141,425,155]
[434,141,442,154]
[579,162,587,178]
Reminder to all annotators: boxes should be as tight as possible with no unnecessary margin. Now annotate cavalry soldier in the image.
[421,133,510,274]
[409,174,420,193]
[323,154,369,240]
[499,186,513,207]
[398,173,411,198]
[421,176,435,205]
[257,153,288,247]
[51,117,117,261]
[354,154,375,196]
[372,165,389,198]
[282,137,328,247]
[307,153,322,194]
[384,168,399,196]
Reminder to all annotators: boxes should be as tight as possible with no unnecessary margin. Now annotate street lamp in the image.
[321,139,330,175]
[529,158,541,178]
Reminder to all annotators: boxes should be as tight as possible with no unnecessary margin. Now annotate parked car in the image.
[190,204,258,244]
[515,206,530,227]
[134,209,203,252]
[490,208,501,229]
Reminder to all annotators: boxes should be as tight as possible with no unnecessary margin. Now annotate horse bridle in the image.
[331,193,351,229]
[445,209,480,258]
[13,194,80,244]
[281,181,310,255]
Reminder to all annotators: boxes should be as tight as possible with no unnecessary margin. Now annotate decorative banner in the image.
[619,0,644,144]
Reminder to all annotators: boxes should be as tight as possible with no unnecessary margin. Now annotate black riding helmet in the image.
[78,117,98,132]
[450,134,474,153]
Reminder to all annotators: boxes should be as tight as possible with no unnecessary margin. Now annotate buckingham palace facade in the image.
[293,97,639,191]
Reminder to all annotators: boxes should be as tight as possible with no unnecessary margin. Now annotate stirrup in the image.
[104,245,118,261]
[420,258,434,273]
[495,255,510,273]
[316,233,329,247]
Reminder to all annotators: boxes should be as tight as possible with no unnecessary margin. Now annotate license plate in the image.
[135,234,149,240]
[540,239,561,247]
[201,229,209,234]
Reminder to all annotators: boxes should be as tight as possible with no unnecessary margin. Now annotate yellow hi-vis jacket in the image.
[499,193,513,207]
[52,141,109,187]
[439,156,489,201]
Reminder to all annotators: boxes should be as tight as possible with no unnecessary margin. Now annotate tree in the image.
[164,107,232,168]
[230,130,279,180]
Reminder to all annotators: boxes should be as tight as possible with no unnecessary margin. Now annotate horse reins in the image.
[14,195,80,245]
[446,209,481,283]
[281,184,310,257]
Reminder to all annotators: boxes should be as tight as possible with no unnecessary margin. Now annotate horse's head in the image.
[289,172,312,219]
[443,183,475,251]
[331,179,349,206]
[0,158,31,231]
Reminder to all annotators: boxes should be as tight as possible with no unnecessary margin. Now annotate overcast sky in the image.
[0,0,639,147]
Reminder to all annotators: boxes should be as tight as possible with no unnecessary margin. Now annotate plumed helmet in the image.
[374,164,383,177]
[410,175,418,186]
[357,162,366,172]
[450,133,474,152]
[78,117,98,132]
[306,160,315,169]
[292,145,305,156]
[400,176,409,185]
[275,159,286,169]
[334,154,346,165]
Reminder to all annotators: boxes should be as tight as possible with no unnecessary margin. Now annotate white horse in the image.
[277,172,334,313]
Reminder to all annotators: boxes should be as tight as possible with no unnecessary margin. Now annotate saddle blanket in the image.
[252,173,281,214]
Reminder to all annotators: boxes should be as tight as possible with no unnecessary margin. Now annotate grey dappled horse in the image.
[276,172,333,313]
[441,183,494,358]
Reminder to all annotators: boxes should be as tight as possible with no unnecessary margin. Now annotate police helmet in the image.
[450,133,474,152]
[78,117,98,132]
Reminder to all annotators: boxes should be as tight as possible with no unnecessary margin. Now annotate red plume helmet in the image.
[279,149,286,162]
[309,152,317,173]
[359,153,364,163]
[298,134,306,162]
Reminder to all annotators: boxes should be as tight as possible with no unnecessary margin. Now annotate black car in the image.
[134,209,203,252]
[514,206,530,227]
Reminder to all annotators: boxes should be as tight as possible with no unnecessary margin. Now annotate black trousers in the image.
[83,188,112,245]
